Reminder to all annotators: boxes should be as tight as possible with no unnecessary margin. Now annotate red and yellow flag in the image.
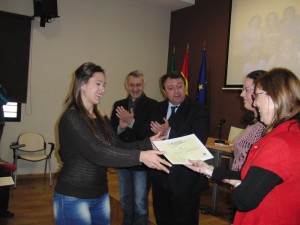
[181,46,189,95]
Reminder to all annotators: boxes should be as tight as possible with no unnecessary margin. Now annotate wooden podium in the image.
[205,137,233,214]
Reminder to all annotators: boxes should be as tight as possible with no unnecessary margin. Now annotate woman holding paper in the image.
[187,68,300,225]
[53,62,171,225]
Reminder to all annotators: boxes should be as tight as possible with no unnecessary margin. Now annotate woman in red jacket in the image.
[187,67,300,225]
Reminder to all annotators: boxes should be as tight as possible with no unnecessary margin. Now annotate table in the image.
[205,137,233,214]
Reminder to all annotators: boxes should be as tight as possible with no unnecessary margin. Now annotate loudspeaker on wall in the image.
[33,0,59,27]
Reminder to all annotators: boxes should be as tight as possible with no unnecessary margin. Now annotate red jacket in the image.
[234,120,300,225]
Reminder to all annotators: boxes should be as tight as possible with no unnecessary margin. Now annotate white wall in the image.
[0,0,170,175]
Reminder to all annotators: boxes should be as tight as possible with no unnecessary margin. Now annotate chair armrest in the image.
[47,142,55,158]
[10,144,25,160]
[10,144,26,149]
[10,142,18,147]
[48,142,55,150]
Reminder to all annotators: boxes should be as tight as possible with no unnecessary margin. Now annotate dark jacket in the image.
[110,94,158,170]
[150,97,210,196]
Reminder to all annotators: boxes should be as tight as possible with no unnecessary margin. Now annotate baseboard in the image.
[16,172,58,179]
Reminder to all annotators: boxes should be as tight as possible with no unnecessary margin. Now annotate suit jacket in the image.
[110,94,158,170]
[150,96,210,196]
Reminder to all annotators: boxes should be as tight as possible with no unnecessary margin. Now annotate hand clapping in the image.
[150,118,170,136]
[116,106,134,124]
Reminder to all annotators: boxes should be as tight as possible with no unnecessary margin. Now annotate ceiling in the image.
[133,0,195,12]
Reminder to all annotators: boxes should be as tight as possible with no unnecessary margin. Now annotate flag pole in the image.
[169,45,176,73]
[197,48,207,104]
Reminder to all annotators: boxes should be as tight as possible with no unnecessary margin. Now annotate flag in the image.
[181,47,189,95]
[197,49,207,104]
[169,46,176,72]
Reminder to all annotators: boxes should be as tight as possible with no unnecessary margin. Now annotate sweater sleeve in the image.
[105,116,153,150]
[231,166,283,212]
[212,167,241,181]
[59,109,143,168]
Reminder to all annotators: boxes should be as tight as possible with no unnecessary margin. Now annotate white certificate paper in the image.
[0,177,15,186]
[152,134,214,164]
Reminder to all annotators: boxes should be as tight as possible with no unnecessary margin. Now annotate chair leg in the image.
[13,159,17,188]
[48,159,52,186]
[44,159,48,176]
[228,157,233,170]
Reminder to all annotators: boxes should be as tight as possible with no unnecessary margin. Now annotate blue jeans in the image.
[118,169,148,225]
[53,192,110,225]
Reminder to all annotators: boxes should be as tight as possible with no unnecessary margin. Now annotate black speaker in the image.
[33,0,59,18]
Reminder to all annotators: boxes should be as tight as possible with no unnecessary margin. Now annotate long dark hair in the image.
[244,70,267,124]
[66,62,112,143]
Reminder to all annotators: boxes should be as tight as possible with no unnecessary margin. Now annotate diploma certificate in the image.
[152,134,214,164]
[0,177,15,186]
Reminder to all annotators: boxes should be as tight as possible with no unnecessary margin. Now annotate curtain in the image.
[0,11,31,103]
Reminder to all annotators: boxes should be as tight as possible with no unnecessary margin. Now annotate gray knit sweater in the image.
[54,109,151,199]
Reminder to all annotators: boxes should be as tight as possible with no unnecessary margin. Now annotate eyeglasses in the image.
[128,83,144,88]
[241,87,254,93]
[252,91,267,100]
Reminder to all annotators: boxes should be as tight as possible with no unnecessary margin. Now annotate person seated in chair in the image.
[0,164,15,218]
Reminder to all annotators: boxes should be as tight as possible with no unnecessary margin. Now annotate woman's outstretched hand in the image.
[222,179,242,188]
[185,159,214,177]
[140,150,171,173]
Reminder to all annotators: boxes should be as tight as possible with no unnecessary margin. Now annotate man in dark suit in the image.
[149,72,210,225]
[110,70,158,225]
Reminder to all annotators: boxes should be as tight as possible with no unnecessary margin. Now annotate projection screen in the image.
[225,0,300,88]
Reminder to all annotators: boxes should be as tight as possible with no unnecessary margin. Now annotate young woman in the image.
[53,62,171,225]
[187,68,300,225]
